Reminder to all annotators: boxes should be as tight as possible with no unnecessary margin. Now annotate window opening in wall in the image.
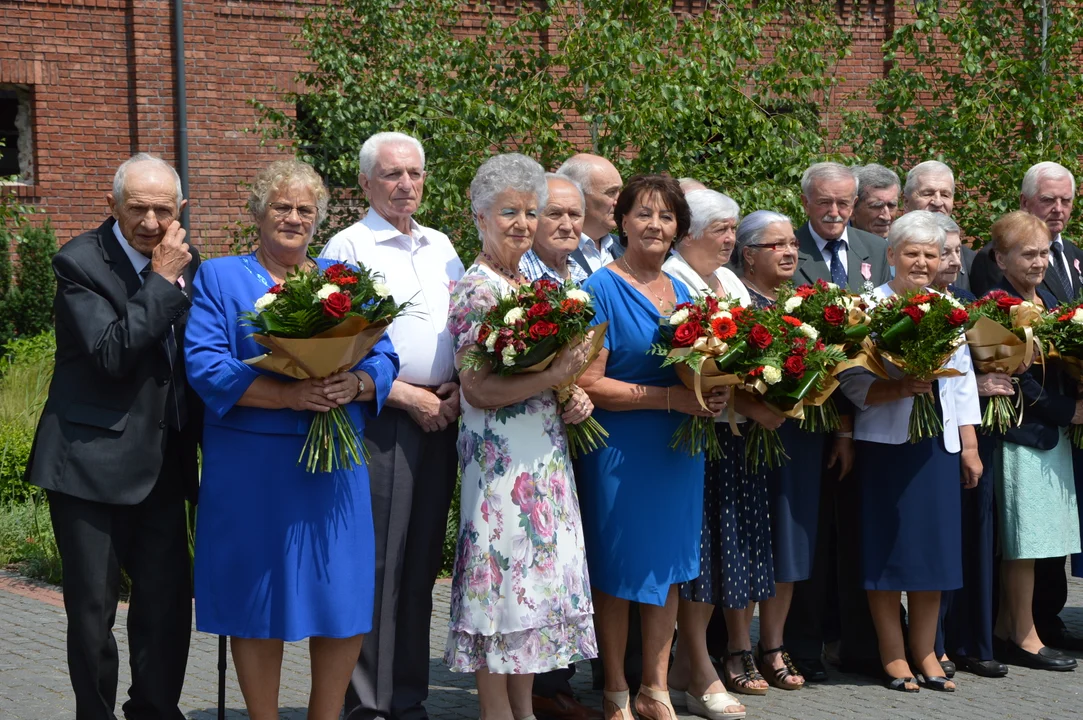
[0,86,34,183]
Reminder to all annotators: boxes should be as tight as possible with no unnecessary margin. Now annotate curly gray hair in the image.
[248,159,330,228]
[686,189,740,240]
[887,209,946,253]
[470,153,548,234]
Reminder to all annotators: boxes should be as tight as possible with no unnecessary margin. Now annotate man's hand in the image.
[389,382,451,432]
[976,372,1014,398]
[435,382,461,428]
[151,221,192,284]
[827,436,855,480]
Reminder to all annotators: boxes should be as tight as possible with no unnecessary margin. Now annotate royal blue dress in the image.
[576,268,704,606]
[185,254,399,641]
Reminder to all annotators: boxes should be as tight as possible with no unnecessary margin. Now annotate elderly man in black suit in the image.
[556,153,625,276]
[971,161,1083,655]
[902,160,976,293]
[850,163,900,240]
[784,162,891,683]
[26,153,201,720]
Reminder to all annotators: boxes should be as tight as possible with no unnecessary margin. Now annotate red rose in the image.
[783,355,806,378]
[815,279,830,291]
[478,324,492,344]
[791,337,809,356]
[985,290,1009,300]
[946,308,969,327]
[901,305,925,325]
[823,305,846,326]
[321,291,352,319]
[749,324,773,349]
[324,263,349,280]
[996,296,1024,311]
[711,316,737,340]
[672,321,701,348]
[705,296,720,315]
[268,283,284,295]
[528,301,552,319]
[528,321,558,341]
[814,340,825,351]
[796,284,817,298]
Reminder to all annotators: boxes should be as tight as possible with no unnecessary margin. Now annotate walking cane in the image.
[218,634,227,720]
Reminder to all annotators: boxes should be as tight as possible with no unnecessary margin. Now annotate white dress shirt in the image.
[577,232,620,273]
[810,225,849,271]
[662,250,751,307]
[839,283,981,453]
[320,209,465,386]
[112,221,151,281]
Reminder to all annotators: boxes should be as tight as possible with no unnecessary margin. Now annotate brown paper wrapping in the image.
[552,322,609,400]
[833,337,891,380]
[802,375,840,408]
[244,316,392,379]
[1048,346,1083,380]
[965,315,1035,375]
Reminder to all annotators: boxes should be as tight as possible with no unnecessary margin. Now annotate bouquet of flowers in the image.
[1033,302,1083,447]
[965,290,1042,434]
[461,278,608,458]
[866,289,970,442]
[649,294,750,459]
[775,279,871,432]
[242,262,411,473]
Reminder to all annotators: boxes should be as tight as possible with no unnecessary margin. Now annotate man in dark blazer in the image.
[26,154,201,720]
[970,161,1083,653]
[901,160,978,293]
[558,153,625,277]
[785,163,890,683]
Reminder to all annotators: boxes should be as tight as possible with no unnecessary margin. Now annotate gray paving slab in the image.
[1,571,1082,719]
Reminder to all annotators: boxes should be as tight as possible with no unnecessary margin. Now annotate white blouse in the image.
[839,283,981,453]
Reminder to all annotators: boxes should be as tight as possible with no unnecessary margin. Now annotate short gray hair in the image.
[800,162,857,198]
[113,153,183,207]
[733,210,792,271]
[470,153,548,233]
[934,213,961,235]
[545,172,584,209]
[358,132,426,178]
[555,156,599,193]
[904,160,954,199]
[887,209,946,253]
[854,163,900,202]
[1021,161,1077,199]
[686,190,740,239]
[249,158,330,228]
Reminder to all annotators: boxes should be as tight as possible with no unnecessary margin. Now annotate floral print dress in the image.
[444,264,597,674]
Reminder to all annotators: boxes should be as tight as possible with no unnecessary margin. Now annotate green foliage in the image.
[0,332,54,506]
[440,472,461,578]
[256,0,853,256]
[0,498,61,584]
[845,0,1083,244]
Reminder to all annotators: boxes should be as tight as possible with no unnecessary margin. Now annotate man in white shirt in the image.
[320,132,465,720]
[901,160,976,292]
[556,153,624,274]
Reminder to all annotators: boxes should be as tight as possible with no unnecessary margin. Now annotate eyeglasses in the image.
[750,241,800,251]
[269,202,318,222]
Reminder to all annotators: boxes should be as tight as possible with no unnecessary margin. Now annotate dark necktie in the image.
[824,239,848,288]
[141,267,187,431]
[1049,241,1073,300]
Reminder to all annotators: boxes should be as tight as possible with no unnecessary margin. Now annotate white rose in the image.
[501,345,518,365]
[919,302,931,313]
[783,296,803,312]
[1071,309,1083,325]
[669,308,690,326]
[566,289,591,304]
[710,311,732,321]
[373,281,391,298]
[254,293,277,311]
[827,282,839,290]
[316,283,340,300]
[485,332,498,351]
[504,307,526,324]
[762,365,782,385]
[799,323,819,340]
[948,295,963,309]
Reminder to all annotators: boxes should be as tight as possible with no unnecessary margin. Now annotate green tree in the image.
[845,0,1083,244]
[257,0,853,256]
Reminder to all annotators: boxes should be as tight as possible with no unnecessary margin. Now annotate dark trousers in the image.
[345,407,457,720]
[938,437,996,660]
[48,477,191,720]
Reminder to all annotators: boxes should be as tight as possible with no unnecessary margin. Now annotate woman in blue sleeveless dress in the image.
[578,176,730,720]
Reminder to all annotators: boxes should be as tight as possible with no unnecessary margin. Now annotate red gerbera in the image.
[711,316,738,340]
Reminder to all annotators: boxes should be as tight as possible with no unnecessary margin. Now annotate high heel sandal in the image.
[634,685,678,720]
[603,690,634,720]
[723,650,768,696]
[754,644,805,690]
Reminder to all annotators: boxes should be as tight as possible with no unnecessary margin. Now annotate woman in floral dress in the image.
[445,153,598,720]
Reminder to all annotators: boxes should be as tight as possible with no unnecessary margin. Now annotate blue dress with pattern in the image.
[576,268,705,606]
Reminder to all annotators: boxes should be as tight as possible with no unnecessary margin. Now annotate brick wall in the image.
[1,0,897,254]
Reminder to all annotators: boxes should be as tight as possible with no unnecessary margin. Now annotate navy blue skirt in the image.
[856,438,962,591]
[766,424,825,583]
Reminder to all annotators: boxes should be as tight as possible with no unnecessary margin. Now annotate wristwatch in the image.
[354,373,366,399]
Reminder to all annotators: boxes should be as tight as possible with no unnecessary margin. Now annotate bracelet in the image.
[836,431,854,439]
[353,372,366,401]
[666,386,671,413]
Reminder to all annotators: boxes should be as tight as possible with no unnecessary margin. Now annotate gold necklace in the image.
[621,257,669,308]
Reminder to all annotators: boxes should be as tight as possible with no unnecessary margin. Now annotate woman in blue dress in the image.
[578,175,730,720]
[185,159,399,720]
[838,211,983,693]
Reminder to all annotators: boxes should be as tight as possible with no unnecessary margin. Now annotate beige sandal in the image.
[603,690,633,720]
[634,685,678,720]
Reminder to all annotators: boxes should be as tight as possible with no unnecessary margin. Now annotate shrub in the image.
[0,331,54,505]
[0,497,61,585]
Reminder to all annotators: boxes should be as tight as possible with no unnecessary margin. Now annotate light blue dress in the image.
[576,268,704,606]
[185,254,399,640]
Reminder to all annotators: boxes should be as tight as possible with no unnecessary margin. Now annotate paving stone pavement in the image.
[2,570,1083,719]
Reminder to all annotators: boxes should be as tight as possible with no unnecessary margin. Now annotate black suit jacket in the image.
[793,223,891,293]
[570,233,624,277]
[954,245,977,295]
[994,280,1075,450]
[970,237,1083,302]
[25,218,202,505]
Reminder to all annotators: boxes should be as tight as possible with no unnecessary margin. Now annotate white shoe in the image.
[685,690,746,720]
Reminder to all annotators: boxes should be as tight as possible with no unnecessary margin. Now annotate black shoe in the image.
[938,660,956,678]
[919,675,955,692]
[791,657,828,683]
[882,674,919,693]
[1044,629,1083,652]
[997,640,1078,671]
[955,656,1008,678]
